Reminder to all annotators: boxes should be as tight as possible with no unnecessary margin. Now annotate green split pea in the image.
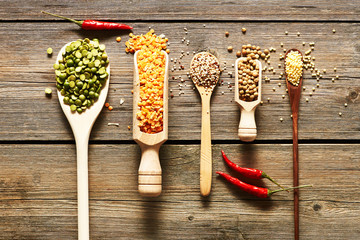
[54,38,109,113]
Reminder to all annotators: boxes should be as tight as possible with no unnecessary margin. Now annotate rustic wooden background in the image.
[0,1,359,239]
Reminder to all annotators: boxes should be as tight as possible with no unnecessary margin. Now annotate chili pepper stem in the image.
[261,172,288,191]
[41,11,83,27]
[268,185,313,196]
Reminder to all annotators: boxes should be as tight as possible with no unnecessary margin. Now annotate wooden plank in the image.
[1,0,359,21]
[1,22,359,141]
[0,144,359,239]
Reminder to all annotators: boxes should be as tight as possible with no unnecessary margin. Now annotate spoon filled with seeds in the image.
[190,52,221,197]
[284,48,303,240]
[55,38,110,240]
[235,57,262,142]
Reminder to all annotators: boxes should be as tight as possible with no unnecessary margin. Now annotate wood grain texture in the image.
[0,144,359,239]
[0,0,359,21]
[1,22,360,141]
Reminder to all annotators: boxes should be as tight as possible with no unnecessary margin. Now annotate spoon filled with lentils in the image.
[190,52,220,197]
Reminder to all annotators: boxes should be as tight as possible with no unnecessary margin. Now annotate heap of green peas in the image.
[54,38,109,113]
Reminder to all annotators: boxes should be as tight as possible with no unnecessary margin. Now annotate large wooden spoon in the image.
[56,42,110,240]
[190,52,220,197]
[285,49,303,240]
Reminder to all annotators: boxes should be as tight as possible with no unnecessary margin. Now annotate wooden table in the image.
[1,1,359,239]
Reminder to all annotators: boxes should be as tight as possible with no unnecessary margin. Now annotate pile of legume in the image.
[238,58,260,101]
[190,52,220,92]
[125,29,169,54]
[55,38,109,113]
[126,30,168,134]
[241,44,268,60]
[285,50,303,86]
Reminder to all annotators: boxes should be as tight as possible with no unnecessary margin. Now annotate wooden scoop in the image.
[56,42,110,240]
[190,52,220,197]
[285,49,303,240]
[133,50,169,197]
[234,58,262,142]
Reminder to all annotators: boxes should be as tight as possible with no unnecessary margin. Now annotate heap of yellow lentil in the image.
[126,30,168,134]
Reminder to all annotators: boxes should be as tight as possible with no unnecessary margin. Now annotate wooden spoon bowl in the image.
[234,58,262,142]
[56,41,110,240]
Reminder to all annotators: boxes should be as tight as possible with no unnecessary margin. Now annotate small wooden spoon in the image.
[56,42,110,240]
[190,52,220,197]
[285,48,303,240]
[133,50,169,197]
[234,58,262,142]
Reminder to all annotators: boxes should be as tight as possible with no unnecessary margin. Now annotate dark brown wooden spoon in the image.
[285,48,303,240]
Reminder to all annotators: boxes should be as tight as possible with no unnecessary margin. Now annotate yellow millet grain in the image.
[285,51,303,86]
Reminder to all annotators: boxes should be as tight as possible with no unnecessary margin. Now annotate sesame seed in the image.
[344,103,348,107]
[339,112,342,116]
[306,98,309,102]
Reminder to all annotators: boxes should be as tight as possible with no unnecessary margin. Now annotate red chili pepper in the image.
[42,11,132,30]
[221,150,286,190]
[216,171,311,198]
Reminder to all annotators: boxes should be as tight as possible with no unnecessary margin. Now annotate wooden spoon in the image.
[133,50,169,197]
[190,52,220,197]
[56,42,110,240]
[234,58,262,142]
[285,49,303,240]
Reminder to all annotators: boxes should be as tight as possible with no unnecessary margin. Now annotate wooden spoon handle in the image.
[238,107,257,142]
[75,136,90,240]
[200,96,212,196]
[292,115,299,240]
[138,145,162,197]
